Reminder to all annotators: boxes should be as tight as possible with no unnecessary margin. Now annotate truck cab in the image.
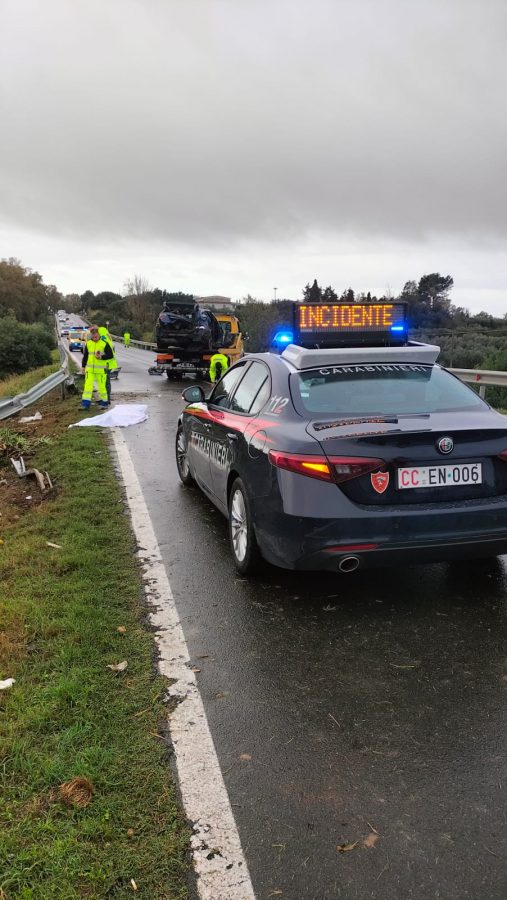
[216,314,244,367]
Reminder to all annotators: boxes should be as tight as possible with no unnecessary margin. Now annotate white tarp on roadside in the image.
[69,404,148,428]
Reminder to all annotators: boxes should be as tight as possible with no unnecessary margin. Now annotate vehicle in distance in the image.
[68,339,83,351]
[61,327,70,336]
[175,301,507,574]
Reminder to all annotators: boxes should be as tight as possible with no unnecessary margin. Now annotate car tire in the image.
[228,477,261,575]
[175,426,194,486]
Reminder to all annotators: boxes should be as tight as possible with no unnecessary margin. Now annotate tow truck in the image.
[149,303,245,381]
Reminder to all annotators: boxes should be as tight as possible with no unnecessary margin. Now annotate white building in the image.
[196,295,234,311]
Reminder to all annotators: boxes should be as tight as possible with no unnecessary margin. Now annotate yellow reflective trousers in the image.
[82,340,108,403]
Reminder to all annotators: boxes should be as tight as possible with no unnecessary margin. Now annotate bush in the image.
[0,316,53,378]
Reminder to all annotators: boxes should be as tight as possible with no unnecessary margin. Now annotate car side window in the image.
[249,375,271,415]
[229,362,270,414]
[209,363,248,408]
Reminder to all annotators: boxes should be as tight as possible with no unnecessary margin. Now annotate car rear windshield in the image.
[291,363,486,416]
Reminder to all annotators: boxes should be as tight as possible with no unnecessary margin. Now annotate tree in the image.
[418,273,453,311]
[399,275,454,328]
[123,274,151,297]
[0,258,53,323]
[64,293,81,314]
[340,287,355,303]
[0,316,53,378]
[322,286,338,303]
[94,291,123,308]
[80,290,95,314]
[123,274,152,324]
[303,280,323,303]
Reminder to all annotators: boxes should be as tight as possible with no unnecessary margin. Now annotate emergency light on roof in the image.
[273,330,294,345]
[293,301,408,348]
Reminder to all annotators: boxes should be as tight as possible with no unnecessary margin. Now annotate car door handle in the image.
[227,432,238,441]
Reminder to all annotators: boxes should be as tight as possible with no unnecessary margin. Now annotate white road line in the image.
[111,430,256,900]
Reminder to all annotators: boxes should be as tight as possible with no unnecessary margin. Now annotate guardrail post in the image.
[479,385,486,399]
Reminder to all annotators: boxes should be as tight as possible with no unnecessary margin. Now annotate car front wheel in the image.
[175,426,194,486]
[228,478,261,575]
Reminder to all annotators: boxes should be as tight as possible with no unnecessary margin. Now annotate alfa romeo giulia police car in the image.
[175,301,507,574]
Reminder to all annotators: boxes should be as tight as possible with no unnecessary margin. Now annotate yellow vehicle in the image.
[216,314,244,367]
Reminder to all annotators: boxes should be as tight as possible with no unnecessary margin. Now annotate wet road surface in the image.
[113,375,507,900]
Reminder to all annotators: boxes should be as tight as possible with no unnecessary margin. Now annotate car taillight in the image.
[268,451,385,484]
[497,451,507,462]
[268,451,333,482]
[328,456,385,484]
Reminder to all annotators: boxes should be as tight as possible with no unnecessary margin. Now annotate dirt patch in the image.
[0,615,26,670]
[0,391,82,527]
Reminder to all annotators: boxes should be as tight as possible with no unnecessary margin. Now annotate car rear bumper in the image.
[294,534,507,571]
[252,496,507,571]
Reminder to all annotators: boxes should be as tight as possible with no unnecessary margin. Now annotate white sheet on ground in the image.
[69,404,148,428]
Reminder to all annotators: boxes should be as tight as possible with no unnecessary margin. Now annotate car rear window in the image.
[291,364,486,416]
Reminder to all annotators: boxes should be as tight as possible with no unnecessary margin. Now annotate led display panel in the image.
[293,302,407,346]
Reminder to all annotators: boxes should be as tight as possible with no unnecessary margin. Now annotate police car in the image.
[175,301,507,574]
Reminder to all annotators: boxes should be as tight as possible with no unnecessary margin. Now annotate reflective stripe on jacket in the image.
[98,328,118,371]
[83,339,111,370]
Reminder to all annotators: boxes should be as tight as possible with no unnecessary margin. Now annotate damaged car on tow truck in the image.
[175,300,507,574]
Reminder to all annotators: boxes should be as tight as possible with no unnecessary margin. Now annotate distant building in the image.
[197,295,234,311]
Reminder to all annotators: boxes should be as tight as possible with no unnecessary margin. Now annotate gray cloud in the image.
[1,0,507,248]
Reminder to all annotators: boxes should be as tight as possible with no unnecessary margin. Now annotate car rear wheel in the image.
[175,426,194,485]
[228,478,261,575]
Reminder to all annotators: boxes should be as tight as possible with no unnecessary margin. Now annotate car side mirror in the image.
[182,385,205,404]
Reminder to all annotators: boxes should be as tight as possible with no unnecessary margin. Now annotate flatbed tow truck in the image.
[149,308,245,381]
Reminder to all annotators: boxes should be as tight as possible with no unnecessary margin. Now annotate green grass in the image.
[0,350,61,399]
[0,398,190,899]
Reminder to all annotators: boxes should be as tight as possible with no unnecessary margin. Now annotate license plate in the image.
[397,462,482,489]
[178,363,195,369]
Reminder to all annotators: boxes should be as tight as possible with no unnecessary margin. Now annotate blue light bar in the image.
[273,330,294,344]
[390,325,405,332]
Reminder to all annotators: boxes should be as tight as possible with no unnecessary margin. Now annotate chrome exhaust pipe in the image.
[338,555,360,573]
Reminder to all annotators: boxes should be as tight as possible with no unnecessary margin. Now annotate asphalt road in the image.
[63,318,507,899]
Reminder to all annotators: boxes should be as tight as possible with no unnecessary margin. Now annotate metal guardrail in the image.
[448,368,507,398]
[0,352,72,421]
[0,320,74,421]
[109,332,156,351]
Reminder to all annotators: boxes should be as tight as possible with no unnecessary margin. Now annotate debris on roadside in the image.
[11,456,53,493]
[57,776,94,808]
[363,832,379,848]
[337,841,358,852]
[46,541,63,549]
[0,677,16,690]
[19,411,43,423]
[106,660,128,673]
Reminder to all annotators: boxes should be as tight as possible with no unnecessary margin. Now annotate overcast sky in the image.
[1,0,507,312]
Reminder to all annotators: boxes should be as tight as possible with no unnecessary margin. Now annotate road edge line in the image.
[111,429,256,900]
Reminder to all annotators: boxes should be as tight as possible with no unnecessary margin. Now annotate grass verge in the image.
[0,351,61,399]
[0,393,190,899]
